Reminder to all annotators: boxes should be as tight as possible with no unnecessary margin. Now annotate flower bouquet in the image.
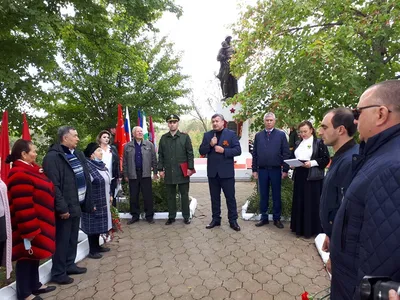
[111,205,123,233]
[302,287,330,300]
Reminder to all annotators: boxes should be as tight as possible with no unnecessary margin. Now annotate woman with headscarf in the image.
[81,142,112,259]
[6,139,56,300]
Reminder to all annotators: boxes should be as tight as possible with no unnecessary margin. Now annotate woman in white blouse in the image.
[96,130,120,207]
[290,121,330,238]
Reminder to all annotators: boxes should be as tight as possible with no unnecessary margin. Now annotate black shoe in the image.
[147,218,155,224]
[229,221,241,232]
[88,252,102,259]
[97,246,111,253]
[274,220,284,229]
[66,266,87,275]
[255,219,269,227]
[184,218,191,224]
[165,218,175,225]
[127,218,139,225]
[51,276,74,285]
[206,220,221,229]
[33,296,44,300]
[33,286,56,295]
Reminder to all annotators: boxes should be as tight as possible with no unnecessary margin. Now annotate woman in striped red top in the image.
[7,139,57,300]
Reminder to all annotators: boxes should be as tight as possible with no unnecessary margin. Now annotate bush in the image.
[246,178,293,219]
[117,178,184,213]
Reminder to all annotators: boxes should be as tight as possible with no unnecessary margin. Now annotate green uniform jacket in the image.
[158,130,194,184]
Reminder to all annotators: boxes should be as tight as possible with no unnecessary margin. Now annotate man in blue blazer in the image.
[199,113,242,231]
[252,112,291,229]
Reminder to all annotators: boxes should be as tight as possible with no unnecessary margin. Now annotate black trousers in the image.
[208,175,238,222]
[129,170,153,220]
[16,259,41,299]
[51,216,80,279]
[0,240,4,264]
[88,234,100,254]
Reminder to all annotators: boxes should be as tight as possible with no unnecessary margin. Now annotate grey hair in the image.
[263,112,276,120]
[211,113,225,121]
[57,126,75,143]
[131,126,142,134]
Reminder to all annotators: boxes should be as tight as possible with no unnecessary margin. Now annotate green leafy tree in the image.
[231,0,400,129]
[0,0,184,136]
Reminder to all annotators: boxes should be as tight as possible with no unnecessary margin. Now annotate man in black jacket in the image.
[43,126,93,285]
[318,108,358,273]
[252,112,291,229]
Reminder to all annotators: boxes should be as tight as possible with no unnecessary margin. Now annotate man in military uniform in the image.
[158,114,195,225]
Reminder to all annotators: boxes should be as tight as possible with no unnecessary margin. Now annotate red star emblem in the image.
[230,107,236,113]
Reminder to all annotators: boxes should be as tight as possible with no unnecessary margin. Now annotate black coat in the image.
[43,144,93,217]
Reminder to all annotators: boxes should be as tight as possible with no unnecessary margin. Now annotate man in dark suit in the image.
[252,112,291,229]
[199,113,242,231]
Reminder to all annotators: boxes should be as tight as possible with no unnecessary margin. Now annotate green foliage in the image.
[231,0,400,131]
[118,178,184,213]
[246,178,293,220]
[0,0,186,143]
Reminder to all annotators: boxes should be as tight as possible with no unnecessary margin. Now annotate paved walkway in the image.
[42,182,330,300]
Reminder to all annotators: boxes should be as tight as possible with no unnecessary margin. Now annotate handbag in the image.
[307,166,324,181]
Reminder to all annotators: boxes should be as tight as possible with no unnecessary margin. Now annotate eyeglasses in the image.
[352,105,392,120]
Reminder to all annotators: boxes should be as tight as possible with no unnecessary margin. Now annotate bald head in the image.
[356,80,400,142]
[364,80,400,112]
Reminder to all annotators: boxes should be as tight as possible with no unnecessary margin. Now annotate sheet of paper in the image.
[284,159,305,167]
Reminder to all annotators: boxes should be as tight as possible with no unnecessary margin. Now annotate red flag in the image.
[0,111,10,183]
[22,113,31,141]
[149,116,155,143]
[114,104,127,159]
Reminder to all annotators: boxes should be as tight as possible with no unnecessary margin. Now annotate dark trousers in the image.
[0,240,4,264]
[208,175,238,222]
[258,168,282,221]
[16,259,41,299]
[88,234,100,254]
[166,183,190,219]
[51,216,80,279]
[129,170,153,220]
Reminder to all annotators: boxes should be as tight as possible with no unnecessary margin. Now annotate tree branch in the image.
[384,50,400,64]
[350,8,367,18]
[281,22,343,35]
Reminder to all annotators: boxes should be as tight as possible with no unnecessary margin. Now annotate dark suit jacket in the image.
[199,128,241,178]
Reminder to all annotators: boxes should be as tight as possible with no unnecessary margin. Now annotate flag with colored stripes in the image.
[124,107,131,142]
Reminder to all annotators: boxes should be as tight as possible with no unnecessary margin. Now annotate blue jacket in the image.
[330,124,400,299]
[252,128,291,172]
[320,140,359,237]
[199,129,241,178]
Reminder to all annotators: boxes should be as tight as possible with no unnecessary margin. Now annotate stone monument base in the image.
[191,153,253,183]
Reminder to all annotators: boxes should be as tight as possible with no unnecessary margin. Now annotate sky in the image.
[155,0,255,117]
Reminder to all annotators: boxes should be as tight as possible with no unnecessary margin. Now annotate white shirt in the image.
[101,146,113,178]
[294,136,319,167]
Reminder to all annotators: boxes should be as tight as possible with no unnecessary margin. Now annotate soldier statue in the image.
[217,36,238,100]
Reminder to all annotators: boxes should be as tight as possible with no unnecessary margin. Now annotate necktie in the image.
[267,130,271,137]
